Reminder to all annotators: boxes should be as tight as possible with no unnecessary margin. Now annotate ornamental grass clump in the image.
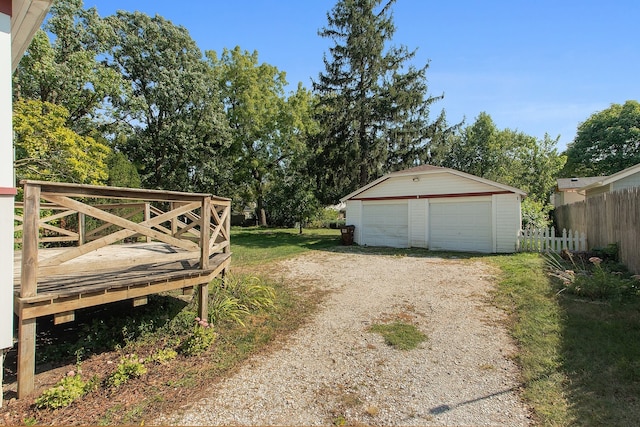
[544,252,637,300]
[179,317,217,356]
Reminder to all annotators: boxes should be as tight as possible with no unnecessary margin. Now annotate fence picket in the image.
[518,226,587,253]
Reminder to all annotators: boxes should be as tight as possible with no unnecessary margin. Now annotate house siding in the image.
[408,199,428,248]
[345,200,362,244]
[494,194,521,253]
[356,173,497,199]
[612,172,640,192]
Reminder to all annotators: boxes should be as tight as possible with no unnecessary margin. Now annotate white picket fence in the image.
[517,226,587,253]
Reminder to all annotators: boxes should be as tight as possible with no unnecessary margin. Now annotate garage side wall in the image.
[494,194,522,253]
[345,200,362,244]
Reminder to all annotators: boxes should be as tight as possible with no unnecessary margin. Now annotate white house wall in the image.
[0,11,13,350]
[345,200,362,244]
[494,193,522,253]
[356,173,497,199]
[408,199,428,248]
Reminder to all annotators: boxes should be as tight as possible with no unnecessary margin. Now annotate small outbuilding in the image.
[340,165,526,253]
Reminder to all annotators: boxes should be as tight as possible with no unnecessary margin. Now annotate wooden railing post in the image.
[78,212,85,245]
[144,202,151,243]
[198,197,211,321]
[18,183,40,398]
[223,201,231,255]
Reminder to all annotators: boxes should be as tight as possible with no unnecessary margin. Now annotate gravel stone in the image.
[159,252,532,426]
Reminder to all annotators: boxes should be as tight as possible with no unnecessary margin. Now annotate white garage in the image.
[341,165,526,253]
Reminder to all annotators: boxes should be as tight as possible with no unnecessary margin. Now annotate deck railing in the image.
[15,180,231,296]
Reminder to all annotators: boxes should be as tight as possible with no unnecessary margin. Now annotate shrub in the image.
[107,354,147,388]
[148,348,177,365]
[35,369,98,409]
[179,318,217,356]
[544,252,637,300]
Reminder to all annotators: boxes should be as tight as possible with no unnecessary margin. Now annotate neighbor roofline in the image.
[579,163,640,192]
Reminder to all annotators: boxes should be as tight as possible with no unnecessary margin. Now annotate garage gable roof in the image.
[340,165,526,202]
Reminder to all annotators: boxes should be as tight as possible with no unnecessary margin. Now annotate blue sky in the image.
[82,0,639,151]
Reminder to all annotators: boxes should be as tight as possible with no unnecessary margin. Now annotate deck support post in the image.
[18,183,40,398]
[144,203,151,242]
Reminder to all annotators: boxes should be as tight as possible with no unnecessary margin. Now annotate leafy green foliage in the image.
[208,274,276,326]
[370,322,426,350]
[35,369,98,409]
[13,0,125,135]
[544,252,638,300]
[13,99,110,184]
[106,151,141,188]
[179,319,217,357]
[148,348,177,365]
[106,11,230,193]
[208,47,317,224]
[107,354,147,387]
[563,100,640,177]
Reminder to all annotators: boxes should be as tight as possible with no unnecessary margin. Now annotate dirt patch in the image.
[160,251,532,426]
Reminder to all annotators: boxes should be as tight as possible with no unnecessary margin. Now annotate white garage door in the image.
[362,202,408,248]
[430,200,492,252]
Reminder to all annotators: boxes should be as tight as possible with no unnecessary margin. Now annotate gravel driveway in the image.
[161,251,531,426]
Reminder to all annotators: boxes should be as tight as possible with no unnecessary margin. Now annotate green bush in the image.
[35,369,98,409]
[179,318,216,356]
[107,354,147,387]
[545,252,637,300]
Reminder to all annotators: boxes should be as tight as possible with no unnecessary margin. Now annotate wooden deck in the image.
[13,243,231,321]
[12,180,232,398]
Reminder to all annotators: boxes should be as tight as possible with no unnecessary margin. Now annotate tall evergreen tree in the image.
[312,0,450,203]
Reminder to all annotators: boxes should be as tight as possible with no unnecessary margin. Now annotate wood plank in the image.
[17,264,231,320]
[44,194,200,252]
[200,197,211,270]
[54,311,75,324]
[17,318,36,398]
[20,180,222,202]
[133,296,148,307]
[38,247,200,276]
[20,184,40,298]
[38,199,200,268]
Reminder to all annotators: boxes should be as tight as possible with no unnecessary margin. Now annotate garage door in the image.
[362,202,408,248]
[430,200,492,252]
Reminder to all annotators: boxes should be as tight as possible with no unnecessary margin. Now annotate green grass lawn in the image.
[230,226,341,267]
[491,253,640,426]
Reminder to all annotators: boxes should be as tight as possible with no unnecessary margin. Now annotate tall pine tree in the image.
[312,0,450,203]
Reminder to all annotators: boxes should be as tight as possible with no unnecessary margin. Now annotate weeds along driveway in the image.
[161,251,532,426]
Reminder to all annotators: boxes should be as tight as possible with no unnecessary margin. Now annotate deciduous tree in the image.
[13,99,110,184]
[106,11,230,193]
[13,0,123,135]
[209,47,317,225]
[563,100,640,176]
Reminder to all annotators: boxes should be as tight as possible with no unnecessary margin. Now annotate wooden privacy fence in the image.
[13,180,231,398]
[518,226,587,253]
[555,188,640,274]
